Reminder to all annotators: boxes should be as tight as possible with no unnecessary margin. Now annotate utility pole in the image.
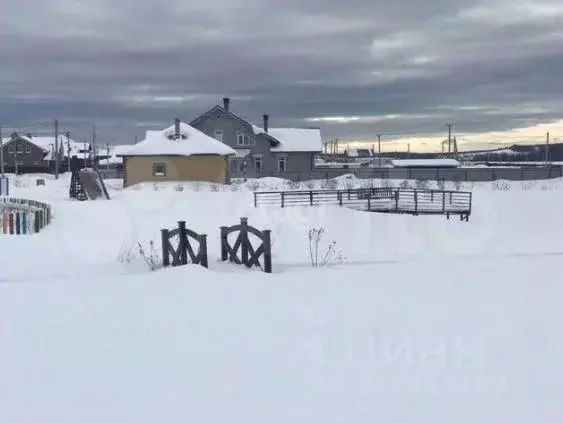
[377,134,382,167]
[0,125,3,177]
[545,131,550,164]
[65,130,71,172]
[446,123,452,154]
[92,124,97,170]
[106,141,110,170]
[54,119,59,179]
[14,136,18,176]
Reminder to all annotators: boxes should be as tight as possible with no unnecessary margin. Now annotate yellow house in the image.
[119,119,236,188]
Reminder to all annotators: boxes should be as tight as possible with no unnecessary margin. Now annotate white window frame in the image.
[214,129,223,142]
[277,155,287,172]
[237,131,254,146]
[253,155,263,172]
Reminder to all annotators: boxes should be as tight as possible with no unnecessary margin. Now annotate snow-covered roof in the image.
[2,134,89,159]
[120,122,236,157]
[250,125,322,153]
[391,159,461,168]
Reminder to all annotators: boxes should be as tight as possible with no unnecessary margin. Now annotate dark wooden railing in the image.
[254,188,472,220]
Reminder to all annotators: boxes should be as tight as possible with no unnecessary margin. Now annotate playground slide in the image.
[78,169,110,200]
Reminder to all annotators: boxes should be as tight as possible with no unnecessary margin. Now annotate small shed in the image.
[119,119,236,188]
[390,159,460,168]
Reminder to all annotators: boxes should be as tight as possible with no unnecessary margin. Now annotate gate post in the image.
[161,229,170,267]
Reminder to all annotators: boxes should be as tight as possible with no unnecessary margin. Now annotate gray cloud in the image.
[1,0,562,147]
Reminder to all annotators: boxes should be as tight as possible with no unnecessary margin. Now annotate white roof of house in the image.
[121,122,236,157]
[250,125,322,152]
[2,134,88,159]
[391,159,461,168]
[98,145,133,164]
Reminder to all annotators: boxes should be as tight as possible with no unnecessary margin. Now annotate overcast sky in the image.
[1,0,562,151]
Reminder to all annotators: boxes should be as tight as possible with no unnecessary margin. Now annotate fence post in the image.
[442,191,446,213]
[178,221,188,265]
[220,226,228,261]
[368,196,371,211]
[281,192,285,208]
[9,213,14,234]
[161,229,170,267]
[240,217,249,266]
[262,229,272,273]
[338,191,342,206]
[199,234,208,268]
[309,191,313,206]
[15,213,21,235]
[394,190,399,211]
[414,190,418,214]
[34,211,40,233]
[22,212,27,234]
[253,192,257,207]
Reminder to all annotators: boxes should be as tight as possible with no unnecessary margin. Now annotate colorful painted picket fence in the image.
[0,198,51,235]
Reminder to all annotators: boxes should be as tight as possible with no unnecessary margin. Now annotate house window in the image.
[278,155,287,172]
[8,145,14,153]
[253,155,263,172]
[152,162,166,176]
[237,131,254,146]
[26,144,31,154]
[214,129,223,142]
[16,143,25,154]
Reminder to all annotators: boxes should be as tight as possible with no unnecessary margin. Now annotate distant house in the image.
[96,144,131,179]
[0,132,89,172]
[189,97,323,177]
[118,119,236,188]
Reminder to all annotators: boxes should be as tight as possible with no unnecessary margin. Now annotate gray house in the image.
[1,132,90,173]
[1,133,52,171]
[189,97,322,178]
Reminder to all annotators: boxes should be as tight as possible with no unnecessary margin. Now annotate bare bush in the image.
[321,178,338,190]
[305,179,316,190]
[192,181,201,192]
[137,240,162,271]
[174,184,184,192]
[117,240,135,264]
[307,227,345,267]
[230,183,240,192]
[246,180,261,191]
[436,179,446,190]
[399,180,411,189]
[521,181,537,191]
[415,178,429,190]
[493,181,511,191]
[286,180,300,191]
[210,183,220,192]
[381,178,392,188]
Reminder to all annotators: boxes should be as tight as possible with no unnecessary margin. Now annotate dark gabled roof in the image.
[189,104,280,147]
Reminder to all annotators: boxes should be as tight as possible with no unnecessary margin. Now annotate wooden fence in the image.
[254,187,472,220]
[221,217,272,273]
[0,198,52,234]
[161,221,208,268]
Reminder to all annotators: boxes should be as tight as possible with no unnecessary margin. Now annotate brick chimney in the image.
[223,97,230,111]
[263,114,269,132]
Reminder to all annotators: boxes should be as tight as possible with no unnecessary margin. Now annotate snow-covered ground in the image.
[1,173,562,422]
